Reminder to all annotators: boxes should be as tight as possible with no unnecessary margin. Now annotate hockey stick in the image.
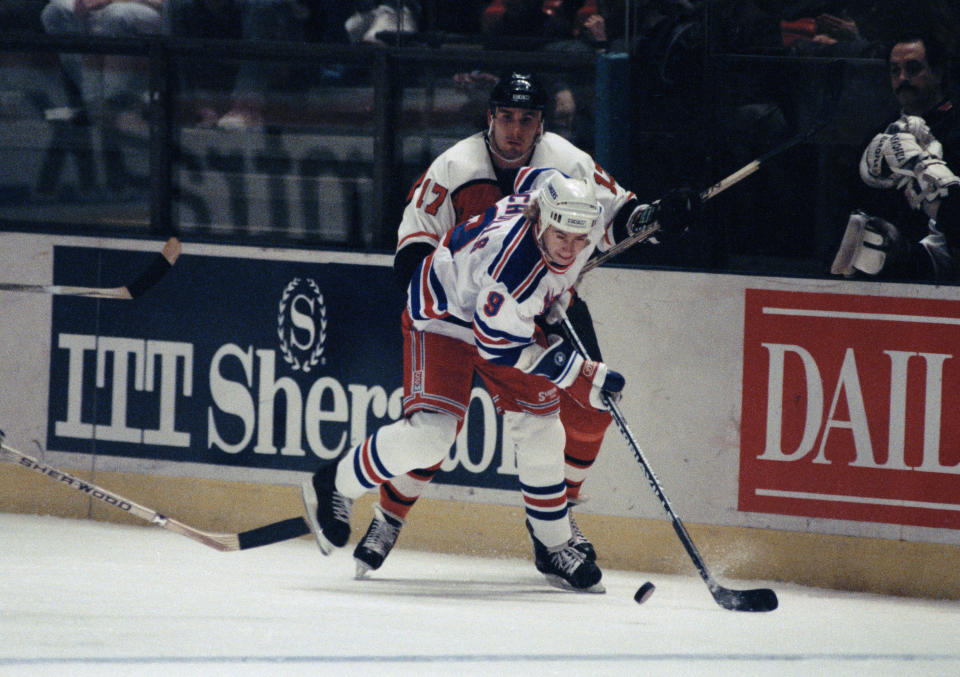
[0,435,310,552]
[582,127,820,275]
[0,237,181,299]
[557,313,778,612]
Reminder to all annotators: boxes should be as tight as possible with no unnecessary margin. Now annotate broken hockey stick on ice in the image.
[0,237,181,300]
[582,128,821,275]
[556,313,779,612]
[0,434,310,552]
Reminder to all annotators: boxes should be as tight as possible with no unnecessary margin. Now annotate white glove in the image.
[904,156,960,212]
[860,132,928,189]
[885,115,939,150]
[886,115,945,160]
[831,211,904,277]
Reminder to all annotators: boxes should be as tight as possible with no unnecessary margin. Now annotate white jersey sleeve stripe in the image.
[397,230,440,251]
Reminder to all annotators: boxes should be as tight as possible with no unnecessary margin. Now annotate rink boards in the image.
[2,232,960,598]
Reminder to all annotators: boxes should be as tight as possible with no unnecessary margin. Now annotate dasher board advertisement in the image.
[45,244,514,491]
[740,288,960,530]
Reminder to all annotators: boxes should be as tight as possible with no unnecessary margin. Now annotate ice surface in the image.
[1,513,958,676]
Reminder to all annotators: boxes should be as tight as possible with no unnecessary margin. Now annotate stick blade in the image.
[125,237,181,298]
[712,585,779,612]
[236,516,310,550]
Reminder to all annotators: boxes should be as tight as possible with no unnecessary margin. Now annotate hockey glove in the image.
[652,187,701,243]
[905,157,960,214]
[885,115,943,157]
[859,132,927,190]
[625,201,658,236]
[526,336,625,411]
[831,211,906,277]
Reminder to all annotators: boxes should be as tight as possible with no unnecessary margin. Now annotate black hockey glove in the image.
[653,187,702,243]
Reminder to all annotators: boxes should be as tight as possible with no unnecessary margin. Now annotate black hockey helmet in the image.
[489,71,548,112]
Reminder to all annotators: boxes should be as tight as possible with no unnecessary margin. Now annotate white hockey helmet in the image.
[538,174,602,236]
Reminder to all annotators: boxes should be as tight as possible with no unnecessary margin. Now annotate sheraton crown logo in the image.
[277,277,327,372]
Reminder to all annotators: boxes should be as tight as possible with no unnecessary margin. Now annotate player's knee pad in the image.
[382,411,459,470]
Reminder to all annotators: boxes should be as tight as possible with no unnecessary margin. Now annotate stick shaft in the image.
[0,441,309,552]
[0,284,131,299]
[584,130,811,273]
[0,442,237,550]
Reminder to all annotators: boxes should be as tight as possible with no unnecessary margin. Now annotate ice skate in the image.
[526,520,605,593]
[353,504,404,578]
[301,462,353,555]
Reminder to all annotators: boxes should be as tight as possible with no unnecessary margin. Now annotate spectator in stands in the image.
[40,0,163,121]
[709,1,881,56]
[779,2,885,58]
[571,0,629,53]
[344,1,419,45]
[162,0,304,129]
[479,0,580,50]
[831,31,960,281]
[546,79,592,152]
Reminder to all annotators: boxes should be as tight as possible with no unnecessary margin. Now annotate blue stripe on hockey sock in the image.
[353,442,376,490]
[367,431,392,481]
[520,480,567,496]
[525,506,568,522]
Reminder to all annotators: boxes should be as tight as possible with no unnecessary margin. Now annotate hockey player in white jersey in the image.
[303,169,632,591]
[351,70,699,577]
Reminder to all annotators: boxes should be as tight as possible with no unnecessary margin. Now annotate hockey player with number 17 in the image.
[345,71,700,580]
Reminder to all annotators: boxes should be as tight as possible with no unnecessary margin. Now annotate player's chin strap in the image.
[533,218,575,273]
[483,119,543,167]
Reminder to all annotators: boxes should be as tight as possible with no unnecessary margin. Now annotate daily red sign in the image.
[739,288,960,530]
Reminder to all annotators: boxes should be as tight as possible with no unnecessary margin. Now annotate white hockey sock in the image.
[506,411,571,548]
[336,412,457,498]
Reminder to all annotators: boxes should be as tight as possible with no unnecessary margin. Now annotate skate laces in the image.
[364,513,401,555]
[548,544,586,575]
[568,513,588,547]
[331,491,354,524]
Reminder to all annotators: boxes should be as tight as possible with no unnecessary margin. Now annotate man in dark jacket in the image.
[832,32,960,281]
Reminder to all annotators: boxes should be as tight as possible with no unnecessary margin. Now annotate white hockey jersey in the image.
[396,131,636,254]
[407,167,624,372]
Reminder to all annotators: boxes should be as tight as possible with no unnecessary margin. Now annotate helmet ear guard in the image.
[537,174,602,236]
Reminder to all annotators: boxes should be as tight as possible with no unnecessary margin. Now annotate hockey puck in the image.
[634,581,655,604]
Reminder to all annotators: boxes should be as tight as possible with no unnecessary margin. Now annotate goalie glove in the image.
[904,157,960,213]
[859,132,928,190]
[525,335,625,410]
[830,211,906,277]
[885,115,942,156]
